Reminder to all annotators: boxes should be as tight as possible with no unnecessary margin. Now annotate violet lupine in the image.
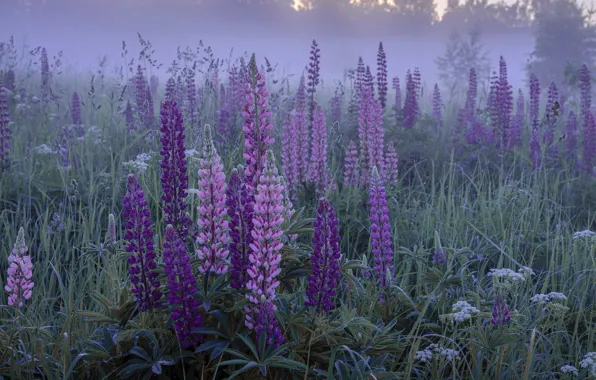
[295,75,310,184]
[135,65,149,126]
[377,42,388,109]
[242,54,275,189]
[160,99,192,241]
[583,110,596,173]
[309,105,329,194]
[529,74,541,130]
[465,68,477,118]
[196,125,229,274]
[227,166,255,290]
[330,84,343,127]
[403,71,418,129]
[186,68,198,129]
[0,80,10,170]
[465,117,486,145]
[305,198,342,313]
[122,174,162,312]
[307,39,321,127]
[343,140,359,187]
[383,142,399,187]
[488,71,499,130]
[369,166,394,287]
[413,67,422,101]
[530,126,542,170]
[165,77,176,102]
[163,224,203,348]
[244,150,285,347]
[71,92,83,137]
[253,300,284,348]
[218,84,231,142]
[432,248,446,265]
[432,83,442,130]
[364,66,374,94]
[580,64,591,126]
[496,57,513,149]
[40,48,50,103]
[356,57,365,97]
[5,227,34,308]
[491,294,511,326]
[566,111,578,160]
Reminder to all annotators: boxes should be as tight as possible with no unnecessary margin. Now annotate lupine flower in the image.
[5,227,34,308]
[369,166,394,287]
[122,174,162,311]
[242,54,275,189]
[309,105,329,194]
[218,84,231,142]
[165,77,176,102]
[376,42,388,109]
[253,300,284,348]
[40,48,50,103]
[280,114,297,196]
[529,74,541,130]
[71,92,83,137]
[186,68,198,128]
[244,150,285,347]
[227,166,255,290]
[392,77,401,123]
[359,87,384,184]
[364,66,374,94]
[196,125,229,274]
[432,83,442,129]
[403,71,418,129]
[330,83,343,127]
[433,248,446,265]
[125,100,135,132]
[356,57,365,96]
[163,225,203,348]
[580,64,591,125]
[0,79,10,170]
[413,67,422,104]
[566,111,578,160]
[383,142,399,187]
[107,214,117,245]
[496,57,513,148]
[160,99,192,241]
[307,39,321,127]
[583,110,596,173]
[295,75,309,185]
[135,65,149,127]
[343,140,359,187]
[491,294,511,325]
[305,198,342,312]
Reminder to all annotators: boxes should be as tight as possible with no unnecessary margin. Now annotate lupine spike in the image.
[432,83,442,130]
[369,166,394,287]
[403,71,417,129]
[0,78,10,170]
[376,42,388,109]
[344,140,360,187]
[309,104,329,194]
[307,39,321,128]
[491,294,511,326]
[5,227,34,308]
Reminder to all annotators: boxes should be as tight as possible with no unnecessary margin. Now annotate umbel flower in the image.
[369,166,394,287]
[244,150,285,347]
[196,125,229,274]
[122,174,162,312]
[5,227,34,308]
[163,225,203,348]
[160,99,192,241]
[305,198,342,313]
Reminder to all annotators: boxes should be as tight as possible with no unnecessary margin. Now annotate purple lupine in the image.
[432,84,442,130]
[218,84,231,142]
[160,99,192,241]
[344,140,359,187]
[309,105,329,194]
[0,79,10,170]
[57,125,75,169]
[165,77,176,102]
[330,84,343,127]
[71,92,83,137]
[543,82,559,158]
[5,227,34,308]
[465,68,477,118]
[242,54,275,189]
[40,48,50,103]
[530,125,541,169]
[383,142,399,187]
[366,90,385,176]
[196,125,229,274]
[186,67,198,129]
[583,110,596,173]
[4,70,15,93]
[392,77,402,123]
[125,101,135,132]
[413,67,422,102]
[369,166,394,287]
[305,198,342,313]
[545,81,559,122]
[244,150,285,347]
[253,300,284,348]
[566,112,578,160]
[145,85,155,128]
[491,294,511,326]
[432,248,446,265]
[465,117,485,145]
[580,64,591,126]
[364,66,374,94]
[403,71,417,129]
[307,39,321,127]
[376,42,388,109]
[295,75,310,185]
[122,174,162,312]
[357,87,376,184]
[228,166,255,290]
[529,74,541,130]
[508,113,523,151]
[135,65,149,127]
[356,57,365,97]
[488,71,499,131]
[163,224,203,348]
[496,57,513,148]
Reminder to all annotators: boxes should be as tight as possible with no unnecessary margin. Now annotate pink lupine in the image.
[344,140,359,187]
[196,125,229,274]
[369,166,394,287]
[383,142,399,187]
[242,54,275,189]
[244,150,285,347]
[309,105,329,194]
[5,227,34,308]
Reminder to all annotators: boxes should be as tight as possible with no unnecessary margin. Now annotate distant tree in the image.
[435,26,490,100]
[528,0,596,86]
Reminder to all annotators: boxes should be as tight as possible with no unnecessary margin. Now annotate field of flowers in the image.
[0,35,595,379]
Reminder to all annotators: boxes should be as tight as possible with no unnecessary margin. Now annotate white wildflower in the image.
[185,149,199,158]
[518,266,535,277]
[451,301,480,323]
[123,153,153,174]
[34,144,56,155]
[580,352,596,376]
[186,188,200,197]
[414,349,433,363]
[530,294,551,304]
[416,344,460,363]
[488,268,526,282]
[560,365,579,376]
[573,230,596,239]
[547,292,567,301]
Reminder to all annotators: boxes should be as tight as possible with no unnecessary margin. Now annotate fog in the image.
[0,2,535,91]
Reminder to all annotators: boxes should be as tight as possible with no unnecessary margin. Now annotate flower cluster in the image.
[309,105,329,194]
[415,344,461,363]
[369,167,394,287]
[491,294,511,326]
[376,42,387,109]
[5,227,34,308]
[580,352,596,377]
[343,140,359,187]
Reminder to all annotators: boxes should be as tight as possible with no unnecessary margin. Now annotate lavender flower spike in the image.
[491,294,511,326]
[305,198,342,313]
[5,227,34,307]
[369,166,394,287]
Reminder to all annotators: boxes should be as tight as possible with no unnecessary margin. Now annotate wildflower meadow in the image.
[0,33,595,379]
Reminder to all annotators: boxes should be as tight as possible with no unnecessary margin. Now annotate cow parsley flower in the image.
[560,365,579,376]
[580,352,596,376]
